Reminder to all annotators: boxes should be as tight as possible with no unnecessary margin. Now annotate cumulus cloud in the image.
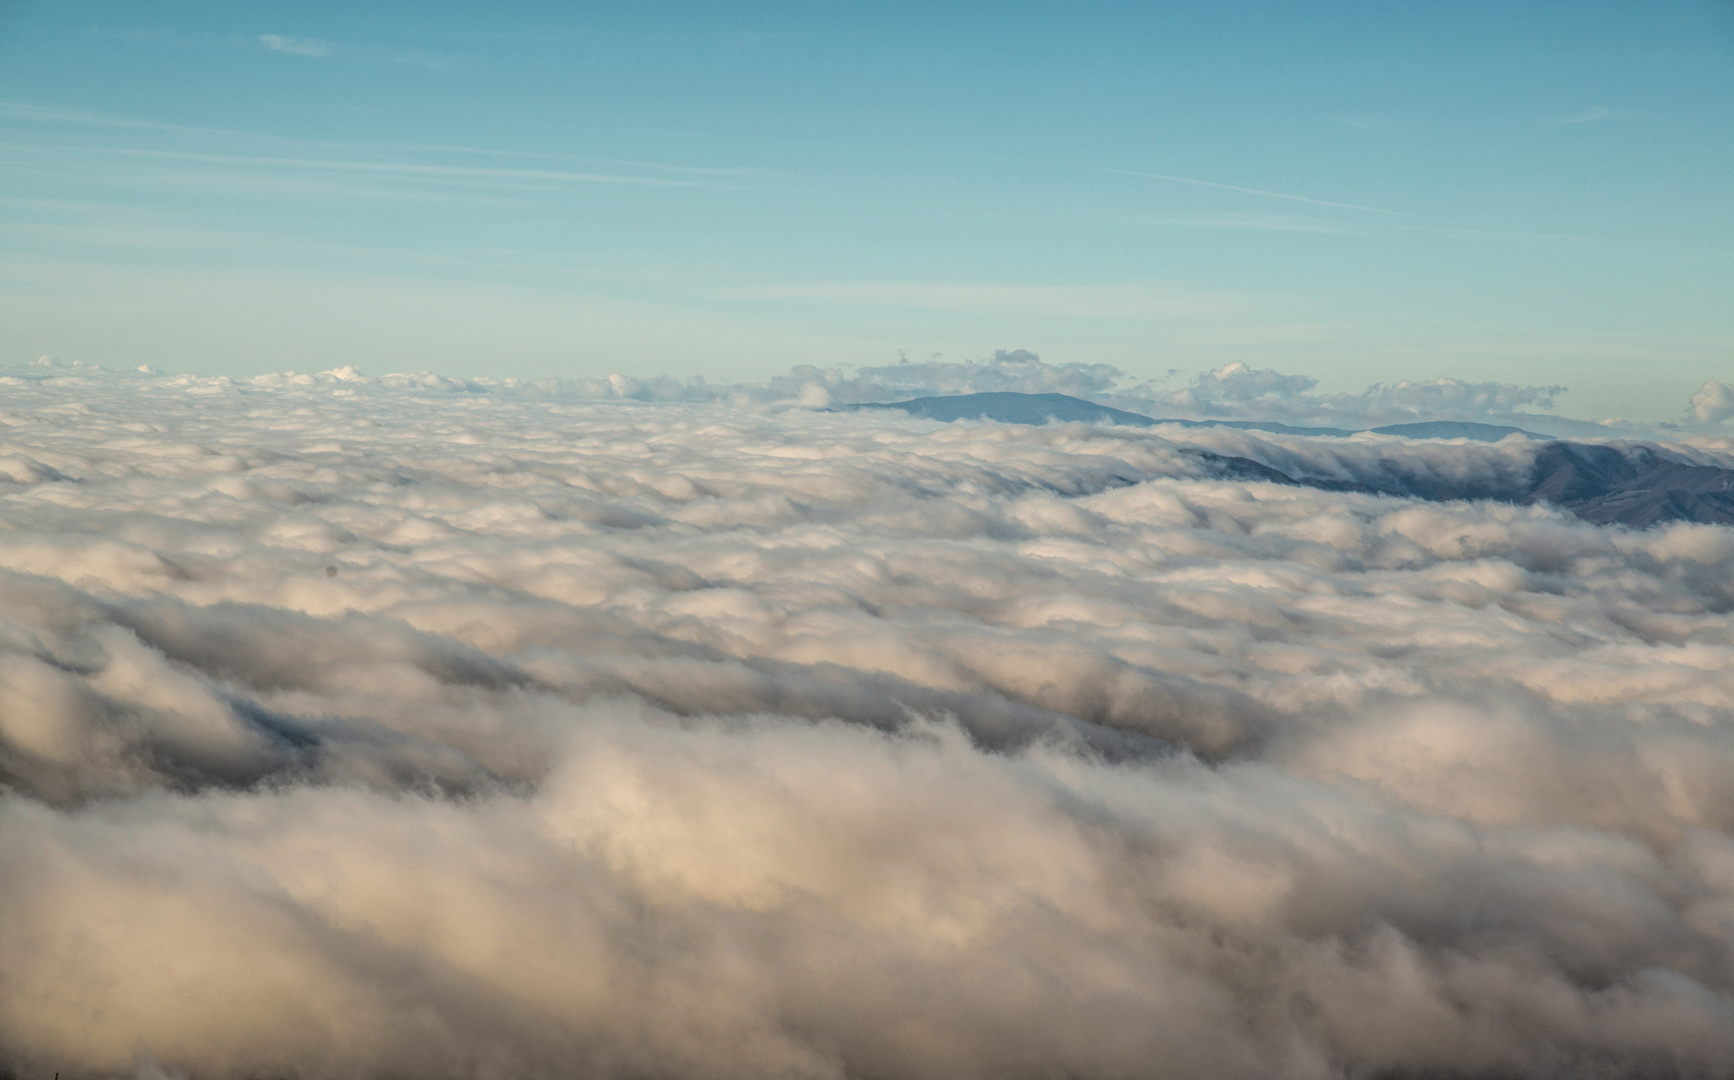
[1691,380,1734,426]
[778,351,1568,431]
[801,352,1568,431]
[831,348,1127,401]
[514,350,1126,407]
[2,365,1734,1078]
[354,349,1575,434]
[1130,360,1569,429]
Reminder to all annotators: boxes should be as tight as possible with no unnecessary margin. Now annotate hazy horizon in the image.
[4,1,1732,420]
[11,349,1734,440]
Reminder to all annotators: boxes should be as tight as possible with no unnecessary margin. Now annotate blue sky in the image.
[2,1,1730,419]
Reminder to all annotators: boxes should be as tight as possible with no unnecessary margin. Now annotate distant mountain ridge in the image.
[848,392,1734,528]
[851,392,1541,441]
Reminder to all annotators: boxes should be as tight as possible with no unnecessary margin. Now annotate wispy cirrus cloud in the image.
[90,146,709,188]
[0,102,763,226]
[257,33,335,58]
[0,101,766,180]
[253,32,453,69]
[0,100,177,131]
[1555,105,1622,124]
[1111,212,1583,243]
[1104,167,1403,215]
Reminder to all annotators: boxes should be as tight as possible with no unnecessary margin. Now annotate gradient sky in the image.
[2,1,1731,420]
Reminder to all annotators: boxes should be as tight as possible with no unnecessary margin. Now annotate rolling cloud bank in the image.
[5,358,1734,1078]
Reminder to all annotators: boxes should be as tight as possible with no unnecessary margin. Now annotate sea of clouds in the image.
[4,358,1734,1079]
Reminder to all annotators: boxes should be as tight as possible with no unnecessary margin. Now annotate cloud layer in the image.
[327,350,1595,435]
[3,365,1734,1078]
[157,350,1726,439]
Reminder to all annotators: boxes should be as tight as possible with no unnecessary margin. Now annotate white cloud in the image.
[1691,380,1734,426]
[506,352,1572,433]
[1105,168,1402,215]
[1100,360,1570,429]
[258,34,336,58]
[1,364,1733,1077]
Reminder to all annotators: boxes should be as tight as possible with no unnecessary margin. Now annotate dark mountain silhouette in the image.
[1521,442,1734,527]
[850,392,1734,527]
[1369,421,1536,441]
[852,393,1543,440]
[853,392,1164,427]
[852,393,1360,436]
